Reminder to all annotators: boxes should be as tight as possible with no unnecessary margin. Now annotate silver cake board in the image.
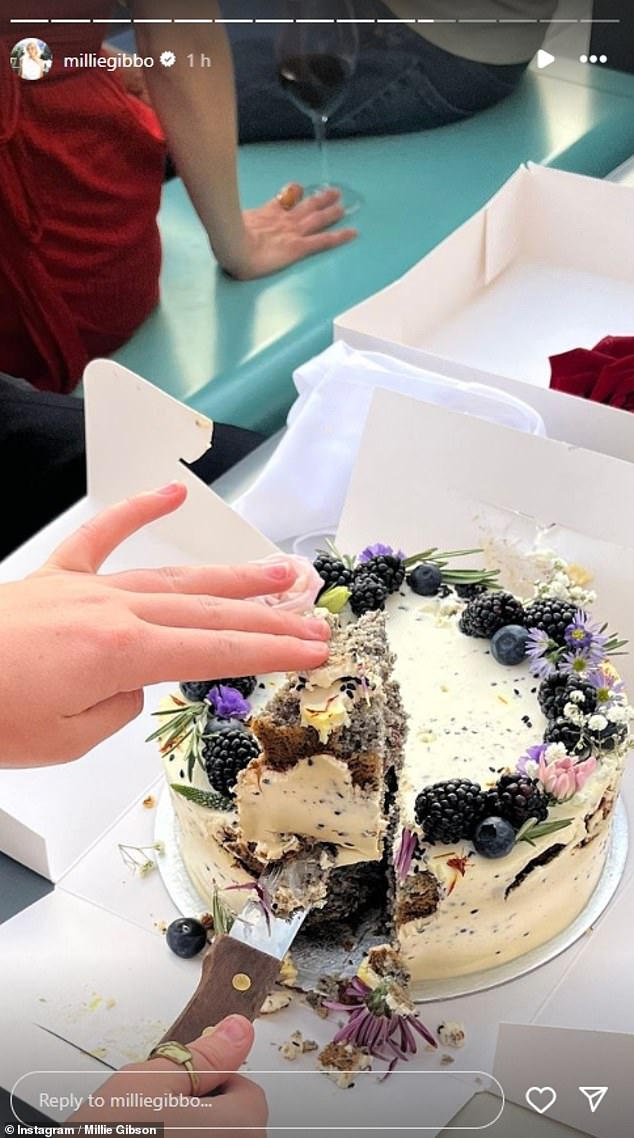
[155,789,628,1003]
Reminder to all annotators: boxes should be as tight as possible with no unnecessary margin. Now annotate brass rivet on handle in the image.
[232,972,252,992]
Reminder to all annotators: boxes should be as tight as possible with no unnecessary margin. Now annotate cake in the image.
[155,545,631,991]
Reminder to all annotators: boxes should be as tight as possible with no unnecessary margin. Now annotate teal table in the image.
[112,65,634,436]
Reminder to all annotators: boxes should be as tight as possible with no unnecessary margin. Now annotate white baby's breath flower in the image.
[545,742,567,762]
[588,714,608,732]
[563,702,583,724]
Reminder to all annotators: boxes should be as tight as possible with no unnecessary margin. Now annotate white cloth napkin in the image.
[234,343,546,543]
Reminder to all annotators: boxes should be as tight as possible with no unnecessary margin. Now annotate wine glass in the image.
[275,0,362,213]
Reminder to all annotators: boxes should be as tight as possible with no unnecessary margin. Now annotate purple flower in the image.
[589,666,624,704]
[394,828,418,883]
[563,612,607,664]
[559,649,600,682]
[525,629,557,679]
[206,684,251,720]
[324,977,436,1070]
[517,743,547,777]
[358,543,405,564]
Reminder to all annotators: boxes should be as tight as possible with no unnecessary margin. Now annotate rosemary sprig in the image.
[515,817,573,847]
[146,702,209,780]
[210,886,235,936]
[170,783,234,811]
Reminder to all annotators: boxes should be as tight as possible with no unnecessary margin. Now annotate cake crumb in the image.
[142,795,156,809]
[305,991,330,1019]
[279,1030,317,1061]
[279,954,298,987]
[318,1042,372,1089]
[437,1022,466,1049]
[261,991,293,1016]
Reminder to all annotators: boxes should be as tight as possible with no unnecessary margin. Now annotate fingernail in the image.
[208,1015,252,1044]
[306,641,330,662]
[305,618,331,640]
[155,481,183,496]
[268,562,293,581]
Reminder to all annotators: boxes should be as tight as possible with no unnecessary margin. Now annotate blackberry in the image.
[537,673,570,720]
[543,717,591,759]
[179,676,256,702]
[357,555,405,594]
[486,774,548,830]
[586,717,628,754]
[538,675,597,721]
[203,727,260,797]
[313,554,353,593]
[455,583,488,601]
[349,573,388,616]
[524,598,577,646]
[179,680,215,703]
[459,592,525,639]
[414,778,485,845]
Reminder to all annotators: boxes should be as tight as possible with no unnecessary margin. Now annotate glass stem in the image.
[314,114,330,189]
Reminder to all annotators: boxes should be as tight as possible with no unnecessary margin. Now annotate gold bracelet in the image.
[147,1041,200,1095]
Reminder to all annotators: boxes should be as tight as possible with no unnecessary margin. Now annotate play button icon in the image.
[537,49,556,69]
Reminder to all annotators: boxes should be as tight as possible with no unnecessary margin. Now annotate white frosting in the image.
[388,594,626,980]
[237,752,385,863]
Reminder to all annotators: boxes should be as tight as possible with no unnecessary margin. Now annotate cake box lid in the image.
[0,360,276,881]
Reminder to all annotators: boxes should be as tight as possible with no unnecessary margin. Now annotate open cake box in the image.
[335,163,634,464]
[1,368,634,1134]
[2,360,634,880]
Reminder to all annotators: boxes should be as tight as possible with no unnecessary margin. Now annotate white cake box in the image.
[0,361,275,881]
[334,163,634,463]
[1,374,634,1133]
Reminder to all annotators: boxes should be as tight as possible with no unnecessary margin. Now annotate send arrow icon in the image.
[579,1087,608,1113]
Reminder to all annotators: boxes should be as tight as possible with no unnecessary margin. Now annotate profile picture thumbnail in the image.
[10,37,53,81]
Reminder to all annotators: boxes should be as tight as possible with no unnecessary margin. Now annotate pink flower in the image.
[537,754,597,802]
[254,554,323,612]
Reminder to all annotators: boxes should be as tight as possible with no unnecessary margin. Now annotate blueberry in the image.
[408,564,442,597]
[490,625,529,666]
[166,917,207,958]
[473,817,516,859]
[204,715,249,736]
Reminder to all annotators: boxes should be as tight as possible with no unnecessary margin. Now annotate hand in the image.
[0,483,330,768]
[225,185,357,280]
[70,1016,266,1138]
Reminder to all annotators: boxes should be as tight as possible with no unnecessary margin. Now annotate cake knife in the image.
[159,865,311,1045]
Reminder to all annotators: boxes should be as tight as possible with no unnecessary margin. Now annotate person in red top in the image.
[0,0,355,394]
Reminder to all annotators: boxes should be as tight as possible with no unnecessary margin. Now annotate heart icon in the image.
[526,1086,557,1115]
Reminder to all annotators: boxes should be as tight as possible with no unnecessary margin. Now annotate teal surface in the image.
[112,67,634,435]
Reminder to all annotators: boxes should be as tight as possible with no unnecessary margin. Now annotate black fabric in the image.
[0,373,264,562]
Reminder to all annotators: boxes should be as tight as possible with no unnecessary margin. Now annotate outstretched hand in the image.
[0,483,329,768]
[227,185,357,279]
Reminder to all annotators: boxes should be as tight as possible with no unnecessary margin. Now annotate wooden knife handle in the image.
[160,935,281,1045]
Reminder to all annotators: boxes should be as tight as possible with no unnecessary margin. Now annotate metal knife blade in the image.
[158,855,324,1046]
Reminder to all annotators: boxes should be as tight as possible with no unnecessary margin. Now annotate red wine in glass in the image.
[278,53,354,119]
[275,1,362,213]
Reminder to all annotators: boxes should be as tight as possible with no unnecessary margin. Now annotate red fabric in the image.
[0,1,166,392]
[549,336,634,414]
